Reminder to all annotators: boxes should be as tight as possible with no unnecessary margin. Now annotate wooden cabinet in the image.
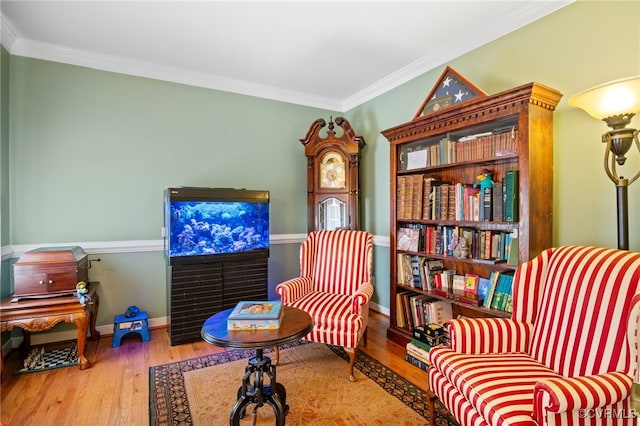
[167,252,268,346]
[382,78,562,345]
[12,246,88,302]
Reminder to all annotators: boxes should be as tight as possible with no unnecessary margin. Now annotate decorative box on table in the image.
[227,301,283,330]
[12,246,88,302]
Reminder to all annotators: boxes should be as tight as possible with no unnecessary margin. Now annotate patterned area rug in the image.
[149,341,457,425]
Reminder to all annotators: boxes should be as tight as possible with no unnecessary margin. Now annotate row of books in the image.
[400,128,518,171]
[484,271,515,312]
[396,254,444,291]
[405,323,449,371]
[396,251,516,313]
[405,352,430,372]
[434,269,515,313]
[395,292,453,330]
[397,226,519,265]
[396,170,519,222]
[405,340,431,371]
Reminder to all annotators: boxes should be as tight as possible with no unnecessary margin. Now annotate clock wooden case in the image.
[300,117,366,232]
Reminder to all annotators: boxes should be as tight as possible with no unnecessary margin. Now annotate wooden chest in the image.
[13,246,88,301]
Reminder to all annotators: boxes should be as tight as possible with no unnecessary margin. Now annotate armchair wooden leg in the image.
[345,347,357,382]
[273,346,279,365]
[425,389,438,426]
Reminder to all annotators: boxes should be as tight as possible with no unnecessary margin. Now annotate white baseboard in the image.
[370,301,389,316]
[2,305,389,352]
[2,316,169,352]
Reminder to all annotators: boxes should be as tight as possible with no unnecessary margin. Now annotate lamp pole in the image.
[569,76,640,251]
[616,177,629,250]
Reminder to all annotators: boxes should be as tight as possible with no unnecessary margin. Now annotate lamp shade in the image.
[568,76,640,120]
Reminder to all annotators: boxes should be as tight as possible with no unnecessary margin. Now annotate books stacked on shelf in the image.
[405,352,430,372]
[405,323,450,371]
[405,225,511,264]
[227,301,283,330]
[395,293,453,331]
[484,271,515,313]
[455,127,518,161]
[506,230,519,266]
[398,127,518,172]
[423,258,444,291]
[431,271,492,308]
[396,174,427,220]
[405,339,431,371]
[504,170,519,222]
[396,254,443,291]
[396,168,520,225]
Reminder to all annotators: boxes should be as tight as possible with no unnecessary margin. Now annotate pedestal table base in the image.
[231,348,288,426]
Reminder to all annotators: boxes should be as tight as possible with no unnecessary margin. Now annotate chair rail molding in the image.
[1,233,395,260]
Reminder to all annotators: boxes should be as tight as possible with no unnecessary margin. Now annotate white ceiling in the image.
[0,1,572,111]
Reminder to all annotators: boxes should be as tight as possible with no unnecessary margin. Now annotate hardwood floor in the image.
[0,310,428,426]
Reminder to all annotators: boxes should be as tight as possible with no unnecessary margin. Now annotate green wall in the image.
[9,58,327,242]
[2,1,639,332]
[5,56,335,324]
[1,45,10,300]
[347,0,640,309]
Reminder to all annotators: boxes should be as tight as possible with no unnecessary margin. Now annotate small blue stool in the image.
[112,310,150,347]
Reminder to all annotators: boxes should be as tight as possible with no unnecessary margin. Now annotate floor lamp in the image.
[569,76,640,250]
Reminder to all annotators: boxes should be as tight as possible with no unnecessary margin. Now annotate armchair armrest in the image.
[532,372,632,423]
[448,317,533,354]
[350,281,374,314]
[275,277,313,304]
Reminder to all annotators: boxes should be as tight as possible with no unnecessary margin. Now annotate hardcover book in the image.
[227,301,283,330]
[504,170,519,222]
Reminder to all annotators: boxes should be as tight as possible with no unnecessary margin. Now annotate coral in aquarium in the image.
[169,201,269,257]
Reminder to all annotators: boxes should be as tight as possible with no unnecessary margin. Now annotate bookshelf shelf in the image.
[383,80,562,346]
[409,287,512,319]
[397,153,520,176]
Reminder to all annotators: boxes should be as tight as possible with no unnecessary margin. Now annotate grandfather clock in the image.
[300,117,366,232]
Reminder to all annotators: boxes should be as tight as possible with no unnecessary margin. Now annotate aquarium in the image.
[164,187,269,260]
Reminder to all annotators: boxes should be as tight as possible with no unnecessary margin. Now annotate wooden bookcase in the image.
[382,80,562,345]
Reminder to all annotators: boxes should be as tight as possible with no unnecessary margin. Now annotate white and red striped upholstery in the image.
[429,246,640,426]
[275,230,374,360]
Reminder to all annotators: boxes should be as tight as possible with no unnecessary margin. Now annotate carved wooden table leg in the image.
[73,312,90,370]
[0,284,101,373]
[87,294,101,341]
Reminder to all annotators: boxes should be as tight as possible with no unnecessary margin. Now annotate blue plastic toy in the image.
[112,306,150,347]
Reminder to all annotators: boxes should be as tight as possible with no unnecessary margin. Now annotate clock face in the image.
[319,152,346,189]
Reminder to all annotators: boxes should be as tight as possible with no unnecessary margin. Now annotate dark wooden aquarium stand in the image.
[166,251,269,346]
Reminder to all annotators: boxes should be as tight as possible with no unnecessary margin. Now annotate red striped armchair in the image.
[427,245,640,426]
[275,230,374,381]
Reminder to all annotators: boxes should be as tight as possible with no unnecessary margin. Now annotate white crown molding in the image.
[2,1,572,114]
[342,1,573,111]
[1,1,570,113]
[0,14,18,51]
[7,37,344,111]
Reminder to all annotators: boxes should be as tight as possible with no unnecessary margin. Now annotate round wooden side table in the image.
[201,306,313,426]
